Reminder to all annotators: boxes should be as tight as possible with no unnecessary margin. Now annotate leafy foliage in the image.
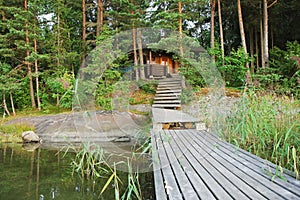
[254,41,300,97]
[211,45,251,87]
[95,69,121,110]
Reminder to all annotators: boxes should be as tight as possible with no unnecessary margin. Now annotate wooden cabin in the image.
[129,49,179,79]
[145,49,179,75]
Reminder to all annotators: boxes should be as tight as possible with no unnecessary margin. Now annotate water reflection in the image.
[0,143,154,200]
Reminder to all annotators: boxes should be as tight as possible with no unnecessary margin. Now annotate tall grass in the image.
[219,91,299,178]
[66,142,143,199]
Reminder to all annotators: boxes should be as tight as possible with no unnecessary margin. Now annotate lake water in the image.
[0,143,154,200]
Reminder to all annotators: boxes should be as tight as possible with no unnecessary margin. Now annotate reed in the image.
[67,142,144,199]
[219,91,299,178]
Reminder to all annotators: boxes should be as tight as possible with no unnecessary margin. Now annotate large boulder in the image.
[22,131,41,143]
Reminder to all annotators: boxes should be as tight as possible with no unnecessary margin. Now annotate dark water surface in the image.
[0,143,154,200]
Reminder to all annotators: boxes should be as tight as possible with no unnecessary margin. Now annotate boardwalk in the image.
[151,76,300,199]
[151,129,300,199]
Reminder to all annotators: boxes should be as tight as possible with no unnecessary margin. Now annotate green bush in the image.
[211,46,251,87]
[254,41,300,97]
[136,80,157,94]
[95,69,121,110]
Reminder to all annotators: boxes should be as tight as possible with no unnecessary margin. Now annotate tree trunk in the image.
[80,0,86,79]
[210,0,216,51]
[24,0,36,109]
[82,0,86,42]
[131,0,138,80]
[263,0,269,67]
[250,27,255,74]
[137,28,145,79]
[3,94,10,116]
[217,0,224,66]
[132,28,139,80]
[96,0,103,37]
[260,15,265,68]
[34,10,41,111]
[56,94,60,106]
[57,7,61,67]
[237,0,251,87]
[10,92,16,116]
[178,1,184,57]
[255,30,259,68]
[237,0,247,54]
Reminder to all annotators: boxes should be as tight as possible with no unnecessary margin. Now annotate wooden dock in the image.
[151,129,300,199]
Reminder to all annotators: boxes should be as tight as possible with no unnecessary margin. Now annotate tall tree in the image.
[96,0,103,37]
[210,0,216,51]
[137,28,145,79]
[237,0,247,54]
[178,1,184,57]
[237,0,251,87]
[217,0,224,65]
[82,0,86,43]
[263,0,277,68]
[24,0,36,109]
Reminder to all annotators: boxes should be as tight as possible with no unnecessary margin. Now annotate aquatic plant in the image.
[219,91,299,178]
[66,142,144,199]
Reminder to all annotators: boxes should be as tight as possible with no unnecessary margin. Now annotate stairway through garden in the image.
[152,75,182,110]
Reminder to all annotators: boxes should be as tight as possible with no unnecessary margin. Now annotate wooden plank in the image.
[151,134,168,200]
[154,96,179,100]
[152,128,300,200]
[155,132,183,199]
[164,130,233,199]
[159,130,200,199]
[173,130,252,199]
[208,133,300,186]
[178,130,278,199]
[153,100,181,104]
[200,132,300,195]
[164,130,217,199]
[152,108,199,123]
[192,130,300,199]
[152,104,181,108]
[156,89,182,93]
[154,93,181,97]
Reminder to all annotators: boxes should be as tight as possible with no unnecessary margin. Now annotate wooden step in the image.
[153,100,181,104]
[156,89,182,94]
[154,96,180,100]
[157,86,182,89]
[155,93,181,97]
[152,104,181,108]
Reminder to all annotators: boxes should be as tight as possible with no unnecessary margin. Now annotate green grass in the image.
[0,123,35,136]
[0,123,35,143]
[219,91,299,179]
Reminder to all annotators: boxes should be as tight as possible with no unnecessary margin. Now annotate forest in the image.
[0,0,299,114]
